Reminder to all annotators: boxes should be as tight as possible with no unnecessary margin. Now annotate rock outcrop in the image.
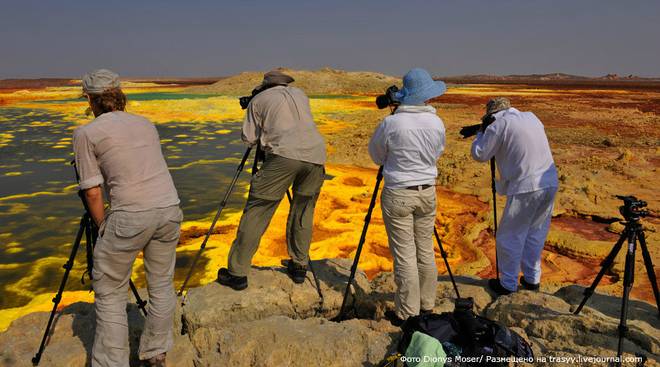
[1,259,658,366]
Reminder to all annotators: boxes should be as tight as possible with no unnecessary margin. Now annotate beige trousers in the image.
[381,186,438,319]
[92,206,182,367]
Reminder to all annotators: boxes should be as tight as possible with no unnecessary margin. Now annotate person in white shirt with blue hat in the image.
[471,97,558,296]
[368,68,446,325]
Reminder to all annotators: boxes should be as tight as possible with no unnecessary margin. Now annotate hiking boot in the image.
[488,278,513,296]
[384,310,405,327]
[145,353,166,367]
[286,260,307,284]
[420,309,434,315]
[217,268,248,291]
[520,276,540,291]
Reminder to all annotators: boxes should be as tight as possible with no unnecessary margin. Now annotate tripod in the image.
[33,164,147,366]
[177,146,324,311]
[573,198,659,366]
[178,146,253,300]
[334,167,460,321]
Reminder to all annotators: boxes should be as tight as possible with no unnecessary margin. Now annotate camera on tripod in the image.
[375,85,400,109]
[574,193,659,365]
[616,195,649,221]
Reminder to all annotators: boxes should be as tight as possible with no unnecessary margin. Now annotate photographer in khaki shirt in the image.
[73,69,181,367]
[218,70,326,290]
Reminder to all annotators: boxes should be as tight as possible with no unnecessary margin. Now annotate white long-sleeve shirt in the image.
[471,107,558,195]
[368,105,445,189]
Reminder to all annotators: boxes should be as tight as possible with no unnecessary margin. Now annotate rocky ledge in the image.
[1,259,658,366]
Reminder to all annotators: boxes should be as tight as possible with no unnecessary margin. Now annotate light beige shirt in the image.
[73,111,180,212]
[242,86,326,165]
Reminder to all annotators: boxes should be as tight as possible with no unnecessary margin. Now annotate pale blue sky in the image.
[1,0,658,78]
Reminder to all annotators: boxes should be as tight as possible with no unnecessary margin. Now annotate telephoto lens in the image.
[459,124,481,138]
[376,94,391,109]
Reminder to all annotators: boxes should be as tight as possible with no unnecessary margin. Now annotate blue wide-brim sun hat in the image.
[395,68,446,105]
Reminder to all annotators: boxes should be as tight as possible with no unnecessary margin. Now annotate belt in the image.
[405,184,433,191]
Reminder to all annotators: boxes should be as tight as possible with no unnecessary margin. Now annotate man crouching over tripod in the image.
[368,68,446,326]
[470,97,558,295]
[218,70,326,290]
[74,69,182,367]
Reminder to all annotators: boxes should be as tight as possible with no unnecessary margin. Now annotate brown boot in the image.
[146,353,166,367]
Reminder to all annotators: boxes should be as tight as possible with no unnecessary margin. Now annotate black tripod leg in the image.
[32,216,86,366]
[177,147,253,299]
[490,158,499,280]
[129,280,148,317]
[638,231,660,318]
[433,227,460,299]
[334,167,383,321]
[616,230,637,364]
[574,229,627,315]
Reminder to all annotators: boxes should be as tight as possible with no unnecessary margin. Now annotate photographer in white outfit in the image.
[471,97,558,295]
[369,68,446,325]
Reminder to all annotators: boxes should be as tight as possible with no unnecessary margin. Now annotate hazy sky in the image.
[1,0,659,78]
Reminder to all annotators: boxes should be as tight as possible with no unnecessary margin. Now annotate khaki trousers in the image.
[227,154,325,277]
[92,206,182,367]
[381,186,438,319]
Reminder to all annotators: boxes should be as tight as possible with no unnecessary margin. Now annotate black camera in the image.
[239,95,252,110]
[459,124,481,139]
[375,85,400,109]
[616,195,649,221]
[239,84,284,109]
[460,114,496,139]
[239,88,260,110]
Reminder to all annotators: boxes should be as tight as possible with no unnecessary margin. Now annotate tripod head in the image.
[616,195,649,222]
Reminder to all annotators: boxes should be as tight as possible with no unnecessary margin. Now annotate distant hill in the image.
[0,78,77,90]
[186,67,399,95]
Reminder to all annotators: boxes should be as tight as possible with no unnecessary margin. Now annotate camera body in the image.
[375,85,400,109]
[239,87,260,110]
[239,84,283,110]
[239,95,253,110]
[616,195,649,221]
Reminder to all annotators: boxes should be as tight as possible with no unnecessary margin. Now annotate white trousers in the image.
[496,187,557,291]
